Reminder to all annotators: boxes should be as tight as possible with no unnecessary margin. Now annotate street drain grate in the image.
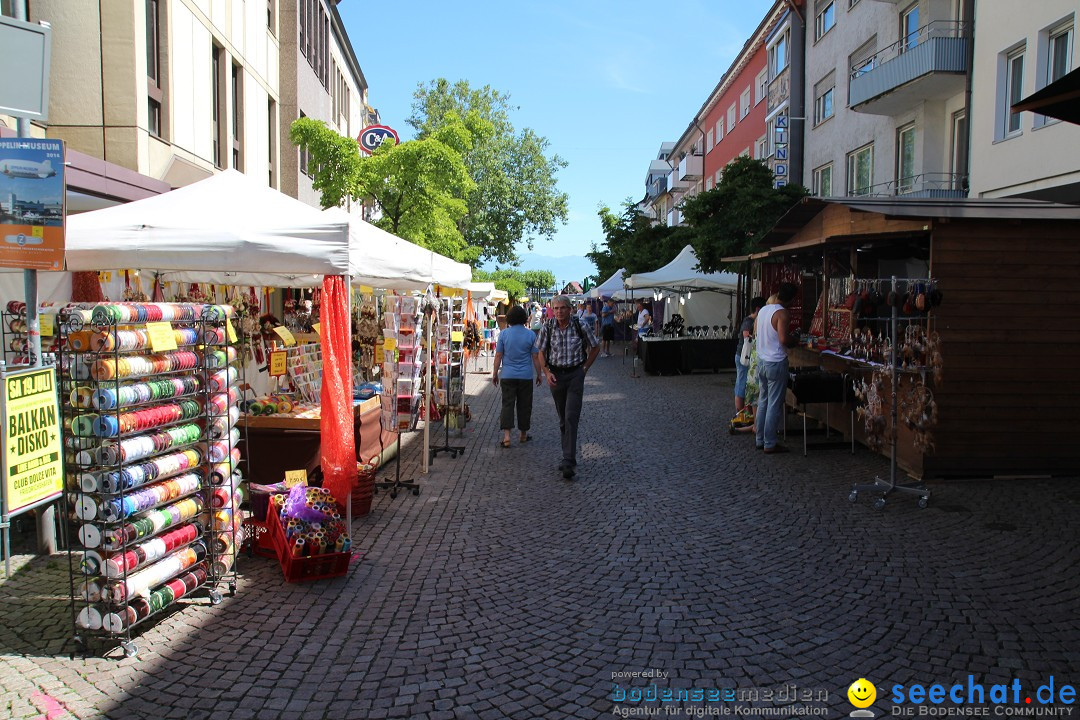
[983,522,1017,532]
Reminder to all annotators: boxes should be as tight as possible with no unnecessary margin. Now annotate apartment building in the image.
[803,0,972,198]
[968,0,1080,202]
[643,142,676,225]
[278,0,373,210]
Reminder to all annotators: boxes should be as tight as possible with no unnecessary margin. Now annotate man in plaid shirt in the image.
[533,295,602,479]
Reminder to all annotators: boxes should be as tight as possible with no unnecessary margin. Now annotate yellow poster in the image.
[146,321,178,351]
[272,326,297,346]
[3,367,63,515]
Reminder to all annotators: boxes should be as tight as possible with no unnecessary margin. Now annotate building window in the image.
[715,169,722,185]
[705,177,713,191]
[740,88,751,119]
[849,0,860,8]
[896,124,915,194]
[267,0,275,34]
[1048,23,1073,84]
[146,0,164,139]
[715,118,724,142]
[299,110,310,176]
[268,99,277,187]
[727,104,736,133]
[212,47,223,168]
[815,1,836,41]
[950,110,967,191]
[769,30,789,79]
[813,164,833,197]
[756,136,767,159]
[846,143,873,196]
[706,129,714,152]
[231,63,243,170]
[755,69,768,105]
[814,73,835,126]
[851,38,877,78]
[1003,47,1025,137]
[900,3,920,53]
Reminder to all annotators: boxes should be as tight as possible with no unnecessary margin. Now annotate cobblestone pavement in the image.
[2,346,1078,720]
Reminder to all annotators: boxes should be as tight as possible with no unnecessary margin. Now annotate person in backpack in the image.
[533,295,601,479]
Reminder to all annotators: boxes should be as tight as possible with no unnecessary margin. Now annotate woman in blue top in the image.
[492,305,540,447]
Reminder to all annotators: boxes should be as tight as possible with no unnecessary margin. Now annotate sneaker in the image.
[763,445,790,454]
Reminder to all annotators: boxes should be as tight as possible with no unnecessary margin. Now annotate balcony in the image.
[678,154,703,181]
[667,208,682,226]
[649,174,668,199]
[848,173,968,199]
[667,169,688,194]
[849,22,969,116]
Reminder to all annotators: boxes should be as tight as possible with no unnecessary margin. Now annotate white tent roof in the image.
[66,170,350,286]
[324,208,473,291]
[625,245,737,291]
[590,268,626,298]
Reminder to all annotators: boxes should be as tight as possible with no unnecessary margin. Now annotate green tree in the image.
[290,115,480,264]
[472,267,555,301]
[587,201,689,283]
[680,156,808,273]
[409,79,569,264]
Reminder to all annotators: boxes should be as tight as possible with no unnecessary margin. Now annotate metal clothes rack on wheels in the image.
[848,276,933,511]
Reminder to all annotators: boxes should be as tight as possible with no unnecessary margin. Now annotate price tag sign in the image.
[383,336,397,351]
[358,285,374,294]
[272,326,296,346]
[451,330,464,342]
[226,320,238,344]
[38,314,55,337]
[311,322,321,336]
[146,322,178,351]
[443,288,463,298]
[284,469,308,488]
[269,350,287,377]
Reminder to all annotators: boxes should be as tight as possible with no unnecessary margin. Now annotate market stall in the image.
[734,196,1080,480]
[625,246,739,374]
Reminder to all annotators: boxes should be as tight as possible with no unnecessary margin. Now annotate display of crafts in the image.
[853,369,889,453]
[270,486,351,557]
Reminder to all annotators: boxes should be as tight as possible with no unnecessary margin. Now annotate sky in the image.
[337,0,774,286]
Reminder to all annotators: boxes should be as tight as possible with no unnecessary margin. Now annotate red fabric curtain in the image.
[319,275,355,508]
[71,271,105,302]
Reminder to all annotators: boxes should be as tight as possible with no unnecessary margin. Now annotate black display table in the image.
[637,338,737,375]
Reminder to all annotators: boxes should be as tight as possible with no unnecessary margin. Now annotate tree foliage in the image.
[409,79,569,264]
[290,115,479,263]
[680,156,808,273]
[587,201,690,285]
[472,267,556,301]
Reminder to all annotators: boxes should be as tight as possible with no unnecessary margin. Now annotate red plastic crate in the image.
[266,508,351,583]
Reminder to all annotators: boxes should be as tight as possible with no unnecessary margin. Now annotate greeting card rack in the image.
[60,303,243,658]
[374,295,421,498]
[429,295,466,463]
[847,277,940,511]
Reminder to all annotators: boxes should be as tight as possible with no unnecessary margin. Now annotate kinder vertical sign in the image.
[2,366,63,515]
[0,138,66,270]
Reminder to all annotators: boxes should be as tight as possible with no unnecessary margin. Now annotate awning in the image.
[1013,66,1080,125]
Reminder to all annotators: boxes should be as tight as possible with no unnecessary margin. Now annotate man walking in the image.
[755,283,800,454]
[600,297,616,357]
[534,295,602,479]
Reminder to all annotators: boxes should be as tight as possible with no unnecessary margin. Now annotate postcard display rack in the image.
[430,296,466,462]
[62,303,243,658]
[375,295,422,498]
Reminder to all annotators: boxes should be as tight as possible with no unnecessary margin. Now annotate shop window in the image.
[846,143,873,196]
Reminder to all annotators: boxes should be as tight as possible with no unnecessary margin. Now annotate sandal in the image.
[520,433,531,443]
[500,439,511,448]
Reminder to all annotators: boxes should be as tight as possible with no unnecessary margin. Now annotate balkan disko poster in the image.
[2,366,63,515]
[0,138,65,270]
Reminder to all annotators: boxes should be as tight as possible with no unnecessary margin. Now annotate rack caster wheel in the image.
[209,589,223,605]
[918,496,929,509]
[390,491,398,499]
[847,491,858,503]
[873,497,886,511]
[122,641,138,659]
[411,487,420,496]
[228,582,236,597]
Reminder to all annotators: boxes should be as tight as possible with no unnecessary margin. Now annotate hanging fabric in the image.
[319,275,355,508]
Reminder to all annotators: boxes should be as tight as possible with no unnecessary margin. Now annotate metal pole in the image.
[13,0,56,555]
[890,276,898,490]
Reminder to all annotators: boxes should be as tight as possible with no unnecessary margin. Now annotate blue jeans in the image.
[755,358,789,449]
[734,355,749,400]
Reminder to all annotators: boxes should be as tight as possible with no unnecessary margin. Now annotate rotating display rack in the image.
[62,303,243,658]
[429,295,466,462]
[375,295,421,498]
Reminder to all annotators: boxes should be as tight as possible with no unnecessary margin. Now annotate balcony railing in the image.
[678,154,703,181]
[649,175,668,198]
[849,21,969,112]
[847,173,968,198]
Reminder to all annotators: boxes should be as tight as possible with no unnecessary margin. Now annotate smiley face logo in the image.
[848,678,877,708]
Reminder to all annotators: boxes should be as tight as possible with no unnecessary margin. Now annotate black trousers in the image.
[499,378,533,432]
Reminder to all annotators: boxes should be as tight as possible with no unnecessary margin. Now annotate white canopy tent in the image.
[590,268,626,299]
[324,208,473,291]
[625,245,738,329]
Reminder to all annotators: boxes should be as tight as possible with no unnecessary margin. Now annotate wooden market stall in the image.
[735,196,1080,479]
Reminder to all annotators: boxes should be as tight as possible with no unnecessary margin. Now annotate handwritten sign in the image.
[226,320,238,344]
[269,350,287,377]
[146,322,177,351]
[450,330,464,343]
[311,322,321,336]
[272,326,296,347]
[38,314,54,337]
[284,469,308,488]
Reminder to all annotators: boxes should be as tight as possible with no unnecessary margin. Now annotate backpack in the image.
[543,316,589,365]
